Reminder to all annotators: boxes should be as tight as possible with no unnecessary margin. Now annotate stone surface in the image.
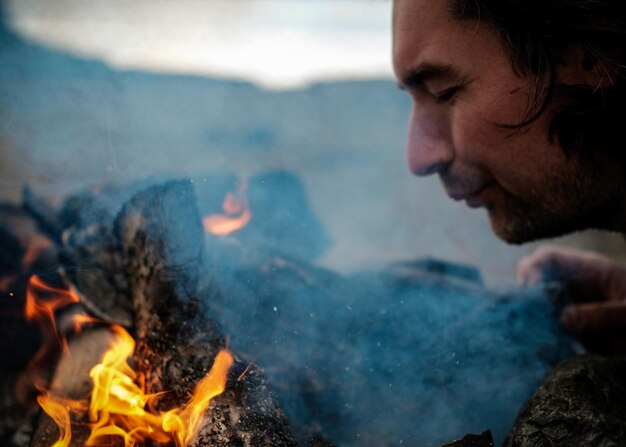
[505,354,626,447]
[442,430,494,447]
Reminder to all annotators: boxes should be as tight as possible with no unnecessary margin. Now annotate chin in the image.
[489,217,540,244]
[481,171,621,243]
[489,218,546,245]
[486,205,589,245]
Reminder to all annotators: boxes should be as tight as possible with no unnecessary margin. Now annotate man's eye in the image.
[435,86,460,104]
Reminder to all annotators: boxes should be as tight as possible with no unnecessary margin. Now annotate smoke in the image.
[0,8,581,446]
[201,227,575,446]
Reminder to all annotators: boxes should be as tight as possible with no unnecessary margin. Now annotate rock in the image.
[442,430,494,447]
[505,354,626,447]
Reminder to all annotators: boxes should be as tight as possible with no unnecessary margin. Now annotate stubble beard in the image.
[486,158,624,244]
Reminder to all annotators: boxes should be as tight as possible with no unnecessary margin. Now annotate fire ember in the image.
[203,182,251,237]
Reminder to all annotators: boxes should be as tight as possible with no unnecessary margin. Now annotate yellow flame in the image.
[38,323,233,447]
[163,349,233,446]
[37,392,73,447]
[37,392,87,447]
[24,276,234,446]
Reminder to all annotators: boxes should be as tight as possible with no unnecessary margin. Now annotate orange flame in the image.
[25,275,81,367]
[26,275,80,328]
[70,313,101,334]
[39,324,233,447]
[203,182,252,236]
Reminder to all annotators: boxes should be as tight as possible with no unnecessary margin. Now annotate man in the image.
[392,0,626,348]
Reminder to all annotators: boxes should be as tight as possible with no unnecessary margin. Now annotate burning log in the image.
[24,180,300,446]
[115,180,298,446]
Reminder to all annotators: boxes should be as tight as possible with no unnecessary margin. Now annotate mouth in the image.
[448,183,496,208]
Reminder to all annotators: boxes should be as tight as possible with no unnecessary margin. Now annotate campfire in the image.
[0,175,577,447]
[29,276,234,447]
[3,180,304,447]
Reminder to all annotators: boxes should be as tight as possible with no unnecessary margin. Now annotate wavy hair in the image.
[451,0,626,159]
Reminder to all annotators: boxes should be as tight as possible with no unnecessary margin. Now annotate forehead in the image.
[392,0,450,30]
[392,0,500,79]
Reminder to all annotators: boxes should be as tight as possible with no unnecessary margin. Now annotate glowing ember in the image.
[203,182,252,236]
[25,275,234,447]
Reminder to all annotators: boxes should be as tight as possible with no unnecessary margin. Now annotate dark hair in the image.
[450,0,626,159]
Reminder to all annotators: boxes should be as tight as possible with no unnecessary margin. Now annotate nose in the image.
[406,103,454,176]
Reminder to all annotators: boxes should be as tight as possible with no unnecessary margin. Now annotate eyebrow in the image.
[396,63,462,90]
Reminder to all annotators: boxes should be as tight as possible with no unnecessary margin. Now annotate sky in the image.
[5,0,394,90]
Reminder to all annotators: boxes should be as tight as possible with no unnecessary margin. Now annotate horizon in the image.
[4,0,394,90]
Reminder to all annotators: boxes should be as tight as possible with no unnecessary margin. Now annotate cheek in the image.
[447,79,559,181]
[451,76,536,158]
[449,111,498,165]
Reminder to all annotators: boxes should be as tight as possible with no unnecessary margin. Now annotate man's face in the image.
[392,0,624,243]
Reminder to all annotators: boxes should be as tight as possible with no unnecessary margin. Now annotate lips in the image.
[447,183,496,207]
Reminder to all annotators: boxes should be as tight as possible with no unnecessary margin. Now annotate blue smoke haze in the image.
[0,7,578,446]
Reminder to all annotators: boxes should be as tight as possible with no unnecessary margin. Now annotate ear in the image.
[558,45,619,90]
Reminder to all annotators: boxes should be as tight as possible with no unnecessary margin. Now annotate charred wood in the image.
[18,179,300,446]
[114,180,299,446]
[56,178,185,327]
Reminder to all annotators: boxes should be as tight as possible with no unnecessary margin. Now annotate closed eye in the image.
[435,86,460,104]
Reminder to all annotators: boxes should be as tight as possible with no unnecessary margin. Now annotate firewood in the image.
[24,179,299,446]
[114,180,299,446]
